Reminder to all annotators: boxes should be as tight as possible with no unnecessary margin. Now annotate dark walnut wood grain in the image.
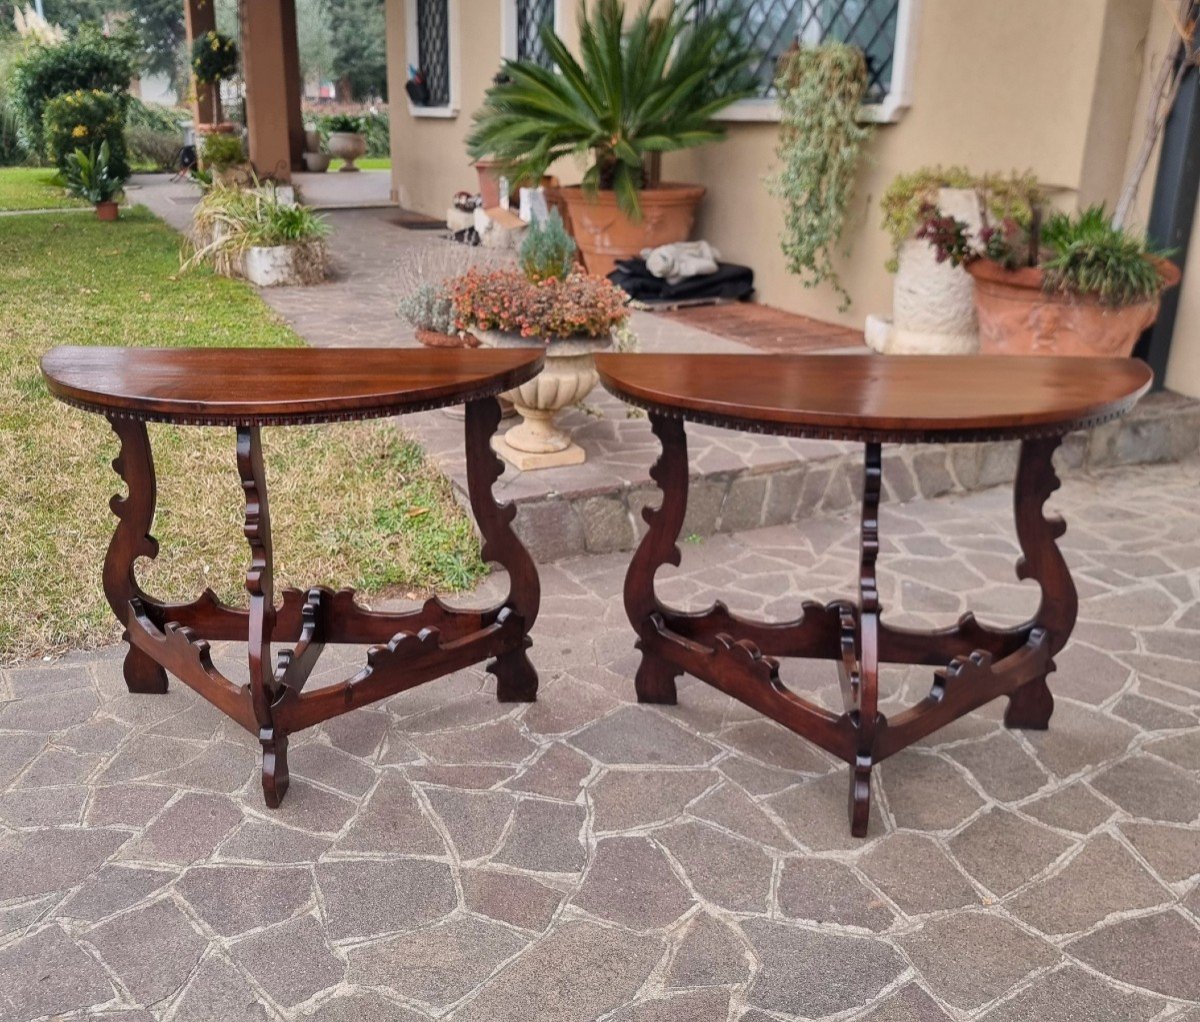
[601,353,1148,838]
[595,353,1152,442]
[46,346,544,808]
[41,346,545,425]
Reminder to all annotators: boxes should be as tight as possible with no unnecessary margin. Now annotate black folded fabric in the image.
[607,258,755,302]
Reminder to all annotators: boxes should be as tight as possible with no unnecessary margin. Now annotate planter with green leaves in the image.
[920,203,1179,357]
[325,114,366,172]
[200,130,250,186]
[185,184,330,286]
[467,0,754,277]
[63,140,126,221]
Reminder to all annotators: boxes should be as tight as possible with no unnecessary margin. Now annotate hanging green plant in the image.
[191,30,239,85]
[768,43,872,310]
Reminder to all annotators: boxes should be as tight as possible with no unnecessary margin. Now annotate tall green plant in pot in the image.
[467,0,756,276]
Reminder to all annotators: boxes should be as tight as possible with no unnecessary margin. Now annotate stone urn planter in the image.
[477,330,613,469]
[328,131,367,172]
[866,188,983,355]
[967,257,1181,357]
[559,184,706,278]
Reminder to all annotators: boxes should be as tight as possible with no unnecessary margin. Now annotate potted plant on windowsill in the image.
[325,114,367,172]
[467,0,755,277]
[448,212,628,468]
[63,140,126,221]
[917,203,1180,357]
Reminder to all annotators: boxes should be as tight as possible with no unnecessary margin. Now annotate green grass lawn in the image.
[0,166,89,212]
[327,156,391,171]
[0,205,483,664]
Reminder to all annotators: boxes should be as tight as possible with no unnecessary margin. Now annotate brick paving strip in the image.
[0,455,1197,1020]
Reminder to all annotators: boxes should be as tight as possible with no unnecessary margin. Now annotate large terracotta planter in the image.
[477,330,613,469]
[559,184,706,278]
[328,131,367,172]
[95,200,119,222]
[968,258,1181,357]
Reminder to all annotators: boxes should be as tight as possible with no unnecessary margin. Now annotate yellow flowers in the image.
[71,125,88,138]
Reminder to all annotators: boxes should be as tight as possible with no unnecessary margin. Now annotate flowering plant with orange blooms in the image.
[447,268,628,340]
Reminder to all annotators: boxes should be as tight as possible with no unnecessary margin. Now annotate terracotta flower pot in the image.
[415,328,479,348]
[328,131,367,172]
[473,159,511,209]
[967,258,1181,358]
[559,184,706,278]
[95,200,119,222]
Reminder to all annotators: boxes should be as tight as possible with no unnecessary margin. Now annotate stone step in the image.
[407,389,1200,563]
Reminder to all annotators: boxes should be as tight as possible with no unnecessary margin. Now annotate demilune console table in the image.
[41,346,545,807]
[596,353,1152,837]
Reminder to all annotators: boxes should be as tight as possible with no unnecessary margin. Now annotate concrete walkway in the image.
[0,456,1198,1021]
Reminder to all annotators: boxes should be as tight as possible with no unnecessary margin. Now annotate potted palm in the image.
[467,0,755,277]
[325,114,367,172]
[918,203,1180,357]
[63,141,126,221]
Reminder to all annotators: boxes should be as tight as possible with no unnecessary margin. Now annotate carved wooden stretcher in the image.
[41,345,545,807]
[596,353,1152,837]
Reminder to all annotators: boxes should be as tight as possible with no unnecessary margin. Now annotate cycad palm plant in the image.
[467,0,756,221]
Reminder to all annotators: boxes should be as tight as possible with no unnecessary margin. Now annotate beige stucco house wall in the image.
[385,0,1200,397]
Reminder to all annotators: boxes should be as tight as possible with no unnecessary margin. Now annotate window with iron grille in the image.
[415,0,451,106]
[515,0,556,67]
[696,0,900,103]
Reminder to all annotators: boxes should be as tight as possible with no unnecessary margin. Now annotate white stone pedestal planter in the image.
[477,330,613,470]
[866,187,983,355]
[243,244,325,287]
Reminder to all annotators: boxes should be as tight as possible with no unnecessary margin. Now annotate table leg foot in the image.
[490,641,538,702]
[260,727,290,807]
[849,755,873,838]
[635,650,680,705]
[1004,675,1054,730]
[123,644,169,694]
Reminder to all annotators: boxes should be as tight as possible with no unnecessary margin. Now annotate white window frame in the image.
[501,0,562,63]
[715,0,921,125]
[405,0,460,118]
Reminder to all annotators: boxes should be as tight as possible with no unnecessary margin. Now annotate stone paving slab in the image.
[1,456,1198,1021]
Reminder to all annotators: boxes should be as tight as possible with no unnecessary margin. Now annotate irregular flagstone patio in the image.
[1,456,1198,1021]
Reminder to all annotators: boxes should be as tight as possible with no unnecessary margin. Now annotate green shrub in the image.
[0,36,28,165]
[9,29,133,155]
[519,208,576,283]
[42,88,128,179]
[325,113,361,133]
[125,98,184,172]
[201,131,244,171]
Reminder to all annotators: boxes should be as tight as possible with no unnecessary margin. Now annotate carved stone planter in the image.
[327,131,367,172]
[866,187,982,355]
[477,330,613,469]
[243,244,327,287]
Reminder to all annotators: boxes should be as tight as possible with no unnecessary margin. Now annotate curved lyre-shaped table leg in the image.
[104,416,169,694]
[1004,435,1076,730]
[237,426,288,806]
[626,413,688,704]
[465,398,540,702]
[849,442,883,837]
